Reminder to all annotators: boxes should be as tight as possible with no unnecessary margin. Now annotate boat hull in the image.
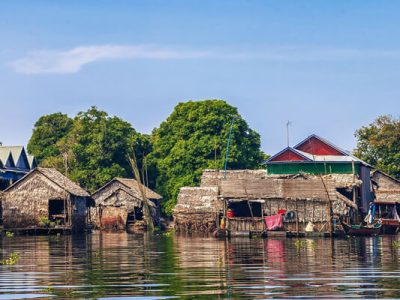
[342,222,381,236]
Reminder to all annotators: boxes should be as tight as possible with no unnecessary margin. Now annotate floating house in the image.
[370,170,400,233]
[174,170,359,235]
[265,134,373,213]
[91,178,162,231]
[174,134,376,236]
[0,167,91,233]
[0,146,36,190]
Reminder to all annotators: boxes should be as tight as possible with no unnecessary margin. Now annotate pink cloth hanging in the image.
[265,214,283,231]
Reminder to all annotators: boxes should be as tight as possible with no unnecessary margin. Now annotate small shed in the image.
[91,178,162,231]
[0,167,90,232]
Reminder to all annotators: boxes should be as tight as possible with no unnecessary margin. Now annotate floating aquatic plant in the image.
[5,231,14,238]
[0,252,20,265]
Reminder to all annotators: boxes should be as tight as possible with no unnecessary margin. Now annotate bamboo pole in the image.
[129,154,154,232]
[295,200,299,236]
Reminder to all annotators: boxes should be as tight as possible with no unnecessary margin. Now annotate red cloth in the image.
[265,214,283,231]
[278,209,286,214]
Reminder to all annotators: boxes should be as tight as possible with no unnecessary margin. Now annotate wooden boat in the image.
[341,220,382,236]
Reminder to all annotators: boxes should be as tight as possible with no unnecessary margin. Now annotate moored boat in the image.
[341,220,382,236]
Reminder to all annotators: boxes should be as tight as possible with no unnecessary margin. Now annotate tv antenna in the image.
[286,121,292,147]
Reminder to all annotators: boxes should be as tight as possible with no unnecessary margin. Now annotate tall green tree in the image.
[354,115,400,178]
[28,107,152,192]
[150,99,264,214]
[27,113,73,162]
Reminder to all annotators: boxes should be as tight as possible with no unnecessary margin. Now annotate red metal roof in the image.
[294,135,345,156]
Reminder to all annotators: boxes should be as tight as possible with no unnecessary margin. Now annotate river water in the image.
[1,233,400,299]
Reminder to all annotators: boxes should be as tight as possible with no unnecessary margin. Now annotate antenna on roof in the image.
[286,121,292,147]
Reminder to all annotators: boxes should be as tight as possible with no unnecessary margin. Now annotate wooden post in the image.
[295,200,299,236]
[312,199,315,223]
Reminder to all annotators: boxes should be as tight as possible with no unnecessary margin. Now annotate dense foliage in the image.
[28,101,264,212]
[150,100,264,214]
[27,113,73,162]
[354,115,400,179]
[28,107,152,192]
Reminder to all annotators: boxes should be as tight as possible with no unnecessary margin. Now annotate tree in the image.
[28,107,152,192]
[354,115,400,178]
[150,100,264,214]
[27,113,73,162]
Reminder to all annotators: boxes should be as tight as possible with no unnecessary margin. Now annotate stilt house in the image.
[0,167,90,232]
[174,170,360,234]
[91,178,162,231]
[174,134,373,235]
[265,134,373,213]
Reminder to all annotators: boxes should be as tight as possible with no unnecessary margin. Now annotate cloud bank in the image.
[11,45,209,74]
[10,44,400,75]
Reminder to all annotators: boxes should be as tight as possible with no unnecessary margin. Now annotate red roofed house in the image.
[265,134,373,213]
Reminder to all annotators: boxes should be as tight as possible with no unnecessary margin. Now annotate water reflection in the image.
[1,233,400,299]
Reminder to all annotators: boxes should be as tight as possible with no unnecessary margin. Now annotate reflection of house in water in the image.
[174,134,381,235]
[0,168,90,232]
[91,178,162,231]
[0,146,36,190]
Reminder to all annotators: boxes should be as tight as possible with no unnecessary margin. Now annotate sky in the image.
[0,0,399,155]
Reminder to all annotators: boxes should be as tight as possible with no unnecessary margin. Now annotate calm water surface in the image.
[1,232,400,299]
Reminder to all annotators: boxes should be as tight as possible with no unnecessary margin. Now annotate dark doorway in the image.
[48,199,66,224]
[228,201,262,217]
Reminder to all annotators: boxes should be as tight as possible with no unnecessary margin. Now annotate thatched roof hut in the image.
[371,170,400,203]
[174,170,361,233]
[0,167,90,232]
[91,178,162,231]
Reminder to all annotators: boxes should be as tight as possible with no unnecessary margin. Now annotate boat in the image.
[341,220,382,236]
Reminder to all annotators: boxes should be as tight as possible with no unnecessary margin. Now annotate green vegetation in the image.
[27,113,73,162]
[392,240,400,249]
[28,106,152,192]
[5,231,14,238]
[294,239,307,249]
[150,100,264,214]
[0,252,20,265]
[28,100,264,214]
[354,115,400,179]
[38,216,51,227]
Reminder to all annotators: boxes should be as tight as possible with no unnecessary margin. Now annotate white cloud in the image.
[10,44,400,75]
[10,45,209,74]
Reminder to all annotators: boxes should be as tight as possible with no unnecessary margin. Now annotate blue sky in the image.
[0,0,399,154]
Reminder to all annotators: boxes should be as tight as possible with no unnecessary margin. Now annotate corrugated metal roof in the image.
[295,149,364,163]
[0,148,14,167]
[294,134,349,156]
[27,155,37,169]
[265,134,371,167]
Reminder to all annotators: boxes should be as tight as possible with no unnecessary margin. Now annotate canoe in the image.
[341,221,382,236]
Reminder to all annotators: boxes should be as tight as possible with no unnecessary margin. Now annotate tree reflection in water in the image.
[1,233,400,299]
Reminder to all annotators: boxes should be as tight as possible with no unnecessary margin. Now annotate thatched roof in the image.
[4,167,89,197]
[215,172,359,208]
[114,178,162,200]
[372,170,400,203]
[91,177,157,210]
